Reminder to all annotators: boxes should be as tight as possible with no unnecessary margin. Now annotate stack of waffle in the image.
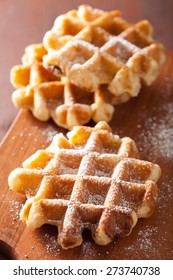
[11,5,165,129]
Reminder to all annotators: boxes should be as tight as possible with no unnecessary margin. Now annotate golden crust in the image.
[43,5,166,97]
[9,122,161,249]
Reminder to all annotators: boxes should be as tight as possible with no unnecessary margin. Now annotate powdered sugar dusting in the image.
[41,125,59,143]
[124,225,159,259]
[136,101,173,161]
[118,161,173,259]
[43,232,60,257]
[9,200,22,219]
[1,197,24,229]
[6,72,173,259]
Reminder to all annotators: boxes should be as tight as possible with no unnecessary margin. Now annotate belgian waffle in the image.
[8,122,161,249]
[11,44,127,129]
[10,44,55,88]
[43,5,166,97]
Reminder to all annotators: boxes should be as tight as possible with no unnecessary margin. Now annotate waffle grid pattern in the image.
[11,44,122,129]
[43,5,166,97]
[9,122,161,249]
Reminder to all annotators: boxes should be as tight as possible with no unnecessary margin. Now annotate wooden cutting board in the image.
[0,51,173,260]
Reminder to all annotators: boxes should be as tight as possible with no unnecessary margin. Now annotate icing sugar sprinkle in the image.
[136,101,173,160]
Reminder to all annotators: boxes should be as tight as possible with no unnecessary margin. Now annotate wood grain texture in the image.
[0,0,173,141]
[0,52,172,260]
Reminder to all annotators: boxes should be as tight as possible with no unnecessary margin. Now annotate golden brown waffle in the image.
[8,122,161,249]
[43,5,166,97]
[11,44,129,129]
[10,44,59,88]
[11,43,59,90]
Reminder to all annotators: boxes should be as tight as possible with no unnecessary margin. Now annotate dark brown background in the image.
[0,0,173,141]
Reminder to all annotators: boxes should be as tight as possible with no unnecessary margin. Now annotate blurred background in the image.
[0,0,172,141]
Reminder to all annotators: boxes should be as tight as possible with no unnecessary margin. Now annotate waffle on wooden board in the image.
[8,5,165,253]
[11,5,165,129]
[9,122,161,249]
